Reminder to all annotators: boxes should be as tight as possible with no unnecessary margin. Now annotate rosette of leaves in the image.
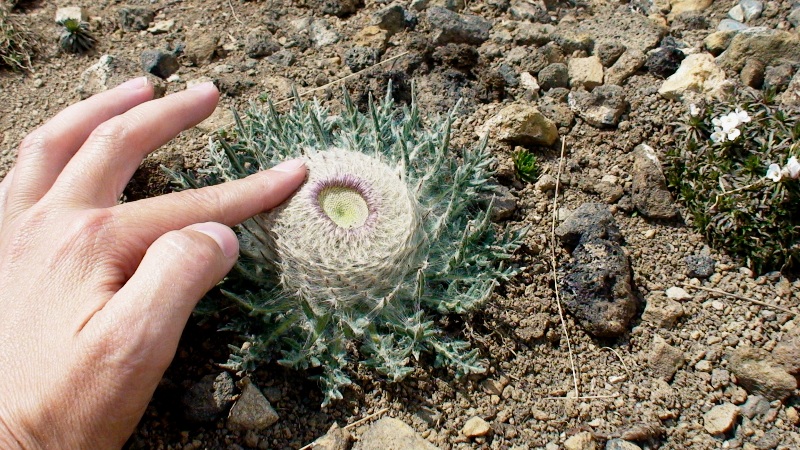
[666,90,800,274]
[169,88,525,405]
[58,18,95,54]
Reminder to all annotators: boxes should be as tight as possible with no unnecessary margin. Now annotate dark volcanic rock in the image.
[427,7,491,46]
[344,46,380,72]
[318,0,362,17]
[645,46,685,78]
[538,63,569,90]
[561,237,638,338]
[685,255,715,279]
[140,49,179,79]
[244,28,281,59]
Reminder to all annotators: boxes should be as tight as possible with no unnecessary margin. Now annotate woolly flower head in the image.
[253,148,426,313]
[170,89,525,405]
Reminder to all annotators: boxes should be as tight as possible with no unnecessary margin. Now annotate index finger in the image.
[112,159,306,246]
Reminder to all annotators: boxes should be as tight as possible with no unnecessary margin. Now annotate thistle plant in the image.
[666,90,800,274]
[169,88,525,405]
[58,18,95,54]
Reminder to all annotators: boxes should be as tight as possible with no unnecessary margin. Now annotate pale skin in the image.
[0,78,307,449]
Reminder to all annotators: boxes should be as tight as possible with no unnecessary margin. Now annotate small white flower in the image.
[689,104,700,117]
[766,163,782,182]
[718,112,741,132]
[710,129,725,143]
[735,108,751,123]
[726,128,741,141]
[785,156,800,179]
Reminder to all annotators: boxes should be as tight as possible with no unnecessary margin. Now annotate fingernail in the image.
[271,158,306,173]
[188,222,239,259]
[188,81,216,91]
[117,77,148,90]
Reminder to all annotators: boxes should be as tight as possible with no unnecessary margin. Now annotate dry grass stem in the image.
[273,51,410,106]
[681,282,797,316]
[549,139,580,398]
[601,346,632,379]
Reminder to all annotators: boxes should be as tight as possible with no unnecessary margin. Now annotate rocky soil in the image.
[2,0,800,449]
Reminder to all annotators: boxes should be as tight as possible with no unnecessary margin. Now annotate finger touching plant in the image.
[667,92,800,274]
[169,88,526,405]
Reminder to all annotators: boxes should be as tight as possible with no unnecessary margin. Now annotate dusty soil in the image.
[2,0,800,449]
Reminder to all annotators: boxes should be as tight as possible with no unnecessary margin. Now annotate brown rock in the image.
[727,347,797,401]
[773,326,800,374]
[648,335,685,381]
[631,144,678,219]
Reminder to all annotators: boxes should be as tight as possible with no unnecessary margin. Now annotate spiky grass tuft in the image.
[170,87,526,405]
[0,4,34,70]
[58,18,95,54]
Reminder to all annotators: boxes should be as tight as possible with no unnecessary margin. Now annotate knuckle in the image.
[180,187,227,219]
[17,129,50,159]
[160,229,220,264]
[90,119,130,147]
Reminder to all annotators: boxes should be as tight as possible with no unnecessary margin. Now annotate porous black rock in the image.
[561,237,638,338]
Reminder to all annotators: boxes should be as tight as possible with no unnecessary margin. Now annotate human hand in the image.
[0,78,306,449]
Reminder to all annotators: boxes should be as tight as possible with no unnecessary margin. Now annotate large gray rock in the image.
[226,378,279,431]
[353,418,438,450]
[631,144,678,219]
[427,7,491,46]
[477,104,558,146]
[568,85,628,128]
[555,203,622,246]
[562,6,665,52]
[561,237,637,337]
[717,27,800,72]
[727,347,797,401]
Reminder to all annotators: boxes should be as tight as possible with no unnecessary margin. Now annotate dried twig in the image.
[273,51,410,106]
[549,139,580,398]
[601,346,632,379]
[681,282,797,316]
[227,0,245,26]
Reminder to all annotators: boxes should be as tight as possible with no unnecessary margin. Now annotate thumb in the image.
[91,222,239,367]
